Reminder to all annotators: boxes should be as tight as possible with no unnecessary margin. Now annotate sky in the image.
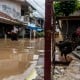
[27,0,45,18]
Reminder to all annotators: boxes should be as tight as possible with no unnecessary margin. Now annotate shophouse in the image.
[0,0,34,38]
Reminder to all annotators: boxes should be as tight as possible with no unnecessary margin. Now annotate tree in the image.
[54,2,62,16]
[54,0,78,16]
[76,1,80,10]
[54,0,78,39]
[60,0,77,16]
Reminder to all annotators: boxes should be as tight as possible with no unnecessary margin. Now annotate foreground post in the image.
[44,0,54,80]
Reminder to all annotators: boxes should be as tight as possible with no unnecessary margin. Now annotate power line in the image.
[33,0,44,10]
[28,0,44,17]
[32,0,44,17]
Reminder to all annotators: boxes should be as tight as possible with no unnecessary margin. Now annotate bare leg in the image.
[64,54,67,61]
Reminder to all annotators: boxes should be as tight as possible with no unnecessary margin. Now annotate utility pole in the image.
[44,0,54,80]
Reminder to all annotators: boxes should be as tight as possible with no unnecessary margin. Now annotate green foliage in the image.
[36,31,44,37]
[54,2,62,16]
[76,1,80,10]
[54,0,78,16]
[60,0,77,16]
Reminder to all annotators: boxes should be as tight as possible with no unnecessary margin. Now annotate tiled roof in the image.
[0,12,13,20]
[0,12,23,25]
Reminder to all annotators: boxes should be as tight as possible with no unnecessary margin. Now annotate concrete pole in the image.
[44,0,54,80]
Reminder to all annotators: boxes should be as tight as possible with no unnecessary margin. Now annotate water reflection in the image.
[0,38,44,80]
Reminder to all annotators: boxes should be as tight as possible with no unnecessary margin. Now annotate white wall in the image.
[0,0,21,20]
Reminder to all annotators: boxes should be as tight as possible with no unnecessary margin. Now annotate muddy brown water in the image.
[0,38,44,79]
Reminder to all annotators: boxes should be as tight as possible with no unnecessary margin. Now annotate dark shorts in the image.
[11,33,18,41]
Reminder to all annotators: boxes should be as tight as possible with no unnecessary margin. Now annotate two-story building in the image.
[0,0,34,38]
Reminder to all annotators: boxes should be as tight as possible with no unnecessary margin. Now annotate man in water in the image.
[11,26,18,41]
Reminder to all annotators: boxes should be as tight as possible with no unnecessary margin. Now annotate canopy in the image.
[27,23,43,32]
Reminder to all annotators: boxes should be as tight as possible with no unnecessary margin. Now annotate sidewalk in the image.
[54,48,80,80]
[57,59,80,80]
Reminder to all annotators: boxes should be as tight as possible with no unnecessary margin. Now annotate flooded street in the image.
[0,38,44,80]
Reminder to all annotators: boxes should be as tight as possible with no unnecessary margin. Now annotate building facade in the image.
[0,0,34,38]
[0,0,21,20]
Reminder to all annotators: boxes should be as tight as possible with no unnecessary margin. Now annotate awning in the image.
[0,12,24,25]
[27,26,43,32]
[27,23,43,31]
[56,16,80,20]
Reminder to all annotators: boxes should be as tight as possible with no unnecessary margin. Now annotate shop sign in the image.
[0,4,21,20]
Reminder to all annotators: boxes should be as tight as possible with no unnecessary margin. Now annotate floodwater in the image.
[0,38,44,80]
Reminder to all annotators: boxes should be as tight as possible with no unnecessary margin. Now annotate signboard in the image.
[0,4,21,20]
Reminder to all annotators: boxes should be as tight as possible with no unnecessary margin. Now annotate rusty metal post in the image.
[44,0,54,80]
